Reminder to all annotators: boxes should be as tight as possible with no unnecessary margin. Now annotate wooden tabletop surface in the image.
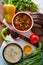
[0,0,43,49]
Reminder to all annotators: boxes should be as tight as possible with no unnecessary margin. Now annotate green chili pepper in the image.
[1,27,10,42]
[23,42,42,59]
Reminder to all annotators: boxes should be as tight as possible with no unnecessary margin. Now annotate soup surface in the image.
[4,44,22,63]
[14,13,32,31]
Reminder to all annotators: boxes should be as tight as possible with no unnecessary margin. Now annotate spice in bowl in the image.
[23,45,32,55]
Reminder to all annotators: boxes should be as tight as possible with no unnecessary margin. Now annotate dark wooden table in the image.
[0,0,4,46]
[0,21,43,49]
[0,0,43,48]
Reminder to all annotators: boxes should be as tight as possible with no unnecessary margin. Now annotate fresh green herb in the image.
[1,27,10,42]
[2,0,38,12]
[15,42,42,65]
[19,21,25,24]
[15,50,43,65]
[23,42,42,59]
[2,0,12,4]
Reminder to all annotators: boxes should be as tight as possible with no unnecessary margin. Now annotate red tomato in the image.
[30,34,39,45]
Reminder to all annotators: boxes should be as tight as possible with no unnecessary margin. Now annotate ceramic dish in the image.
[12,12,33,33]
[2,43,23,64]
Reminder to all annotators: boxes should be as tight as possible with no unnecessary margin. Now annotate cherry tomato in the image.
[30,34,39,45]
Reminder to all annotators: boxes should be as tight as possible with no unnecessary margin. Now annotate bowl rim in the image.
[2,43,23,64]
[23,44,33,55]
[12,12,33,33]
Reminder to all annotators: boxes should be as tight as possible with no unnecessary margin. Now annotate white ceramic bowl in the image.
[12,12,33,33]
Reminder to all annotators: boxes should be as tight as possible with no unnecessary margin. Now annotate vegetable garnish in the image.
[1,27,10,42]
[2,0,38,12]
[23,42,42,59]
[23,45,32,55]
[3,4,16,24]
[19,20,25,25]
[15,50,43,65]
[30,34,39,45]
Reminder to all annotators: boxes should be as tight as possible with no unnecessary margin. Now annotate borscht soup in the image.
[13,13,32,31]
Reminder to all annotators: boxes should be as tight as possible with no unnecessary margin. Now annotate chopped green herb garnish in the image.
[2,0,38,12]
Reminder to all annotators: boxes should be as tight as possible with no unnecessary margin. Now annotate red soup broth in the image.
[13,13,32,31]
